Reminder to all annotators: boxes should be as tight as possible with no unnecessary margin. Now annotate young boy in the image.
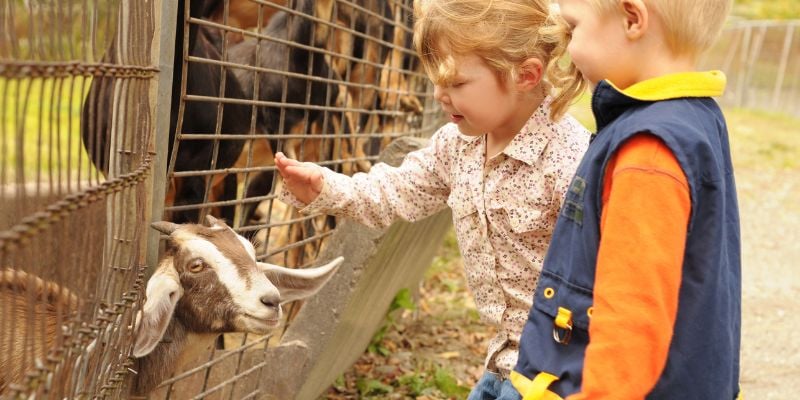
[511,1,741,399]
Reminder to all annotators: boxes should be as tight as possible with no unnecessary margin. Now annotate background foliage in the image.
[732,0,800,20]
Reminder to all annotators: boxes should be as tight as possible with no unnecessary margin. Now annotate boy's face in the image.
[559,0,637,89]
[431,53,522,137]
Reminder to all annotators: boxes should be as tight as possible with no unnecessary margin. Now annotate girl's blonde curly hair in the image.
[413,0,584,121]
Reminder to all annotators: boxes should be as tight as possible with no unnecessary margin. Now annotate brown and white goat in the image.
[131,216,342,396]
[0,216,342,397]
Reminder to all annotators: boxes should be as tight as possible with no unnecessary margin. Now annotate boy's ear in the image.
[516,58,544,92]
[620,0,648,40]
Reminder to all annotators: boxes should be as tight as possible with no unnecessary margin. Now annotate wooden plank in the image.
[256,137,453,399]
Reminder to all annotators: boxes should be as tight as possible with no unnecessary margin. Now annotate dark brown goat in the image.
[80,0,252,224]
[219,0,343,229]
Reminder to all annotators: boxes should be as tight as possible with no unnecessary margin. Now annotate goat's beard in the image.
[235,311,281,334]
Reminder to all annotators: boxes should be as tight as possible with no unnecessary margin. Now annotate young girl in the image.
[276,0,588,398]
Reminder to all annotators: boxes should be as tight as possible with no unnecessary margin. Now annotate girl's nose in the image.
[433,85,448,104]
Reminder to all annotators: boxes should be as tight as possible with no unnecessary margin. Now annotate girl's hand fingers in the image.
[275,152,300,167]
[274,153,323,202]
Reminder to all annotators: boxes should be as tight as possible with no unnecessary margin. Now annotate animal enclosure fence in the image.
[701,19,800,118]
[146,0,436,396]
[159,0,435,268]
[1,0,438,398]
[1,0,156,398]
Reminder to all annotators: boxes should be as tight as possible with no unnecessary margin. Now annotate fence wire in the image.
[2,0,438,397]
[1,0,156,398]
[145,0,438,398]
[702,19,800,117]
[161,0,435,259]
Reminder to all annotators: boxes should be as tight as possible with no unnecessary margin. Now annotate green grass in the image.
[732,0,800,20]
[568,91,596,132]
[724,108,800,170]
[1,76,98,182]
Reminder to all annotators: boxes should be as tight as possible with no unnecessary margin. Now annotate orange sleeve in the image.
[567,134,691,400]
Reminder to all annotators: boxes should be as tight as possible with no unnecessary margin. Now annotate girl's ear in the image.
[620,0,648,39]
[516,58,544,92]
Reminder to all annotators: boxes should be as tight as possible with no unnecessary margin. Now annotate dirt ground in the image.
[322,164,799,398]
[736,168,800,399]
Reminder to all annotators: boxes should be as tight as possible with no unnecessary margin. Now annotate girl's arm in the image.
[276,130,453,229]
[569,134,690,399]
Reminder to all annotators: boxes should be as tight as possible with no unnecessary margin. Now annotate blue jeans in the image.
[468,371,522,400]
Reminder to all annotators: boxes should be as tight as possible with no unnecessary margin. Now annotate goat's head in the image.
[132,215,342,358]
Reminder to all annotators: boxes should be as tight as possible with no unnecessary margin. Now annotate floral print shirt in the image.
[280,96,590,374]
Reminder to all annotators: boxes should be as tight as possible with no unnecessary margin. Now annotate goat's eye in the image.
[188,259,207,273]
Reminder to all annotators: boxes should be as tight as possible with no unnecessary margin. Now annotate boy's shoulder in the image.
[616,96,725,135]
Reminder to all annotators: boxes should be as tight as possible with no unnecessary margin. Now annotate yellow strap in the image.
[510,371,565,400]
[555,307,572,329]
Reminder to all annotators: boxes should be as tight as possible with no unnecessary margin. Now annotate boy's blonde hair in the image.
[589,0,732,58]
[413,0,584,120]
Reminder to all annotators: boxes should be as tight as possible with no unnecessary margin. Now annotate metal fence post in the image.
[735,25,752,108]
[772,24,795,109]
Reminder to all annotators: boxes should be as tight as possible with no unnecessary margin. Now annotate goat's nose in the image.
[260,293,280,308]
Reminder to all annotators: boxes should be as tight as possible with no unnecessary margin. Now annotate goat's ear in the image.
[133,269,183,358]
[257,256,343,303]
[205,214,230,229]
[205,214,220,227]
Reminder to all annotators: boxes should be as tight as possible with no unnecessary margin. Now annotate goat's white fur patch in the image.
[135,266,182,357]
[237,234,257,260]
[172,230,280,321]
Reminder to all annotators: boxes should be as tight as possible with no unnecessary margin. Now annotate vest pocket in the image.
[512,271,594,396]
[560,175,587,226]
[533,270,594,342]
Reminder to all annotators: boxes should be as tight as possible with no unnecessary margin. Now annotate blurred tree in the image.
[733,0,800,20]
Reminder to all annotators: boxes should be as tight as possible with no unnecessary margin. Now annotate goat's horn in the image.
[205,214,221,227]
[151,221,180,235]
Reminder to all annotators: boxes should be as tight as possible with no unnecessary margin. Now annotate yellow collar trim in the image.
[608,71,726,101]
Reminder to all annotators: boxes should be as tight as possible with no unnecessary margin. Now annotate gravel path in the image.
[737,168,800,399]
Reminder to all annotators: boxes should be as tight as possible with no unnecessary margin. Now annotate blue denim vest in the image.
[512,72,741,399]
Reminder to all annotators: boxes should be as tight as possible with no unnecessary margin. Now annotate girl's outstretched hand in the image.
[274,152,324,205]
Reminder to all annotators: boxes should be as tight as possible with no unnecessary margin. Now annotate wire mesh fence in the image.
[145,0,437,397]
[161,0,435,264]
[2,0,438,398]
[701,19,800,118]
[1,0,156,398]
